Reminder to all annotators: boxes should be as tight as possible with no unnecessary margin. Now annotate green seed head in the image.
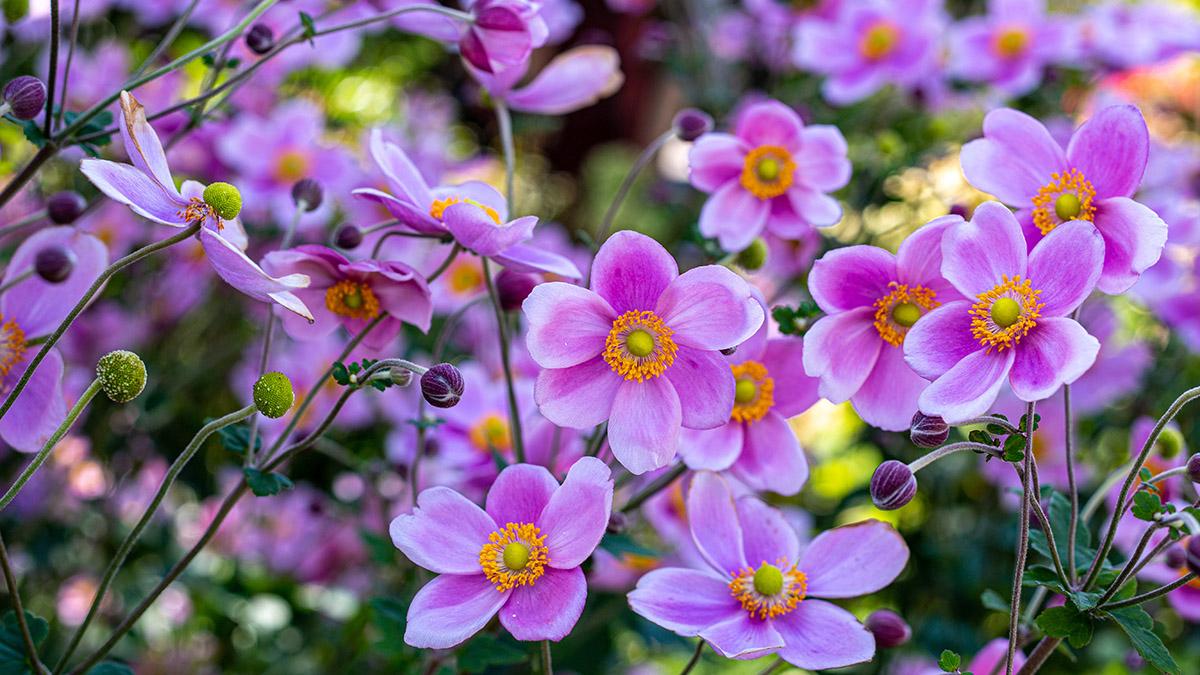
[735,238,769,271]
[891,302,921,328]
[1156,427,1185,460]
[626,330,655,358]
[735,379,758,405]
[756,157,780,182]
[990,297,1021,328]
[96,350,146,404]
[1054,192,1081,221]
[753,563,784,596]
[503,542,530,571]
[203,181,243,220]
[253,371,295,419]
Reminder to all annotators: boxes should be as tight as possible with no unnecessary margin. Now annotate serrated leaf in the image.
[938,649,961,672]
[968,429,994,446]
[299,11,317,45]
[406,417,446,431]
[243,467,294,497]
[1132,490,1163,521]
[981,588,1009,613]
[1104,606,1180,674]
[332,361,350,385]
[213,421,261,456]
[1002,433,1025,462]
[0,611,48,675]
[458,633,528,673]
[1139,467,1153,482]
[1035,605,1094,649]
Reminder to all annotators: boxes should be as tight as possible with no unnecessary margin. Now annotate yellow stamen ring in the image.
[969,275,1044,351]
[0,318,28,380]
[740,145,796,200]
[430,196,502,225]
[730,360,775,424]
[603,310,678,381]
[873,282,939,347]
[1031,169,1096,236]
[728,559,807,620]
[480,522,549,591]
[178,197,223,230]
[859,21,900,60]
[324,279,382,321]
[993,26,1030,58]
[469,413,512,453]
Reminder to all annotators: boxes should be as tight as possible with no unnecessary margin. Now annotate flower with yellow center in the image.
[479,522,550,591]
[324,279,381,320]
[177,197,222,230]
[969,274,1045,351]
[469,413,512,453]
[274,150,310,184]
[993,26,1030,58]
[430,196,502,225]
[603,310,678,381]
[730,361,775,423]
[873,282,939,347]
[446,259,485,295]
[740,145,796,200]
[728,560,808,620]
[0,318,28,380]
[859,21,900,60]
[1031,169,1096,236]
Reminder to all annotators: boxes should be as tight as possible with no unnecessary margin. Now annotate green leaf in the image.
[360,529,396,565]
[213,421,261,456]
[938,649,961,672]
[406,417,445,431]
[0,611,48,675]
[331,361,350,385]
[88,663,135,675]
[243,467,294,497]
[299,11,317,45]
[1139,467,1153,482]
[969,429,995,447]
[458,633,528,673]
[1132,490,1163,521]
[986,422,1011,435]
[980,588,1009,613]
[17,119,48,148]
[1035,605,1094,649]
[599,532,658,559]
[1104,606,1180,675]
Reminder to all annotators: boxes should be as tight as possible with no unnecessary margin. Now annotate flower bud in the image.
[253,371,294,419]
[672,108,713,142]
[245,23,275,55]
[910,411,949,448]
[421,363,464,409]
[865,610,911,648]
[3,0,29,23]
[1164,544,1187,570]
[334,224,363,249]
[495,268,539,311]
[735,238,768,271]
[1186,536,1200,577]
[1187,453,1200,484]
[949,203,970,218]
[46,190,86,224]
[203,182,242,220]
[870,460,917,510]
[292,178,323,212]
[390,368,413,387]
[1155,427,1185,459]
[3,76,46,120]
[34,245,76,283]
[96,350,146,404]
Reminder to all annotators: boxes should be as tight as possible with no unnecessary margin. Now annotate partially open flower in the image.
[865,609,911,648]
[96,350,147,404]
[871,460,917,510]
[3,75,46,120]
[1187,453,1200,484]
[421,363,465,408]
[910,411,949,448]
[253,371,294,419]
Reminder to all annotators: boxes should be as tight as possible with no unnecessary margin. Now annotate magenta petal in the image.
[80,159,187,226]
[774,599,875,670]
[687,471,747,575]
[734,100,804,151]
[628,567,743,635]
[808,246,897,313]
[699,613,784,659]
[506,46,623,115]
[390,486,495,574]
[667,346,735,430]
[785,188,841,228]
[369,128,433,206]
[800,520,908,598]
[1027,220,1103,316]
[2,227,107,336]
[523,283,615,369]
[493,244,582,279]
[607,376,681,475]
[538,456,612,568]
[499,566,586,641]
[198,228,314,321]
[969,639,1027,674]
[733,412,808,496]
[679,424,742,472]
[444,205,535,256]
[960,108,1066,204]
[896,214,964,302]
[801,308,882,403]
[941,201,1027,297]
[0,349,67,452]
[351,188,444,235]
[793,125,851,192]
[1091,197,1168,295]
[404,574,507,649]
[1066,105,1149,199]
[1009,318,1099,402]
[366,261,434,332]
[851,345,928,432]
[117,92,177,196]
[657,265,762,351]
[486,464,559,527]
[699,182,770,252]
[467,5,533,73]
[902,301,977,380]
[918,348,1014,423]
[591,230,677,314]
[736,497,800,566]
[761,339,819,418]
[689,133,748,193]
[534,358,622,429]
[276,289,338,342]
[260,246,342,287]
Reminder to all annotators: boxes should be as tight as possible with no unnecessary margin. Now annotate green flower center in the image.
[753,563,784,597]
[756,157,781,182]
[891,302,921,328]
[1054,193,1082,221]
[625,330,655,358]
[735,378,758,405]
[503,542,530,571]
[990,297,1021,328]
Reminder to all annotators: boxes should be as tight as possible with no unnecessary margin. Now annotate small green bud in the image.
[203,181,243,220]
[1155,427,1185,459]
[253,371,294,419]
[753,563,784,596]
[735,238,769,271]
[990,297,1021,328]
[2,0,29,23]
[96,350,146,403]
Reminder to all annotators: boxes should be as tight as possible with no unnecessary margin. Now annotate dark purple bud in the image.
[910,411,949,448]
[35,246,76,283]
[672,108,713,142]
[495,268,539,311]
[334,224,363,249]
[871,460,917,511]
[291,178,323,212]
[865,610,911,648]
[245,23,275,55]
[46,190,86,224]
[1187,536,1200,577]
[3,76,47,120]
[1186,453,1200,483]
[1164,544,1187,570]
[949,204,970,219]
[421,363,464,409]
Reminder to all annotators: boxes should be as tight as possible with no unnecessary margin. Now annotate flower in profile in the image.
[947,0,1077,97]
[523,231,763,474]
[468,45,624,115]
[460,0,548,74]
[629,472,908,668]
[80,91,312,320]
[961,105,1168,293]
[261,245,433,350]
[689,99,850,251]
[803,216,963,430]
[903,202,1103,423]
[354,131,580,279]
[391,457,613,648]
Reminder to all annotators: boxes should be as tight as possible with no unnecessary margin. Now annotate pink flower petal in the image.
[506,46,624,115]
[494,244,582,279]
[628,567,743,635]
[901,300,977,380]
[918,347,1014,423]
[404,573,508,649]
[808,245,897,313]
[591,230,678,314]
[1,227,107,337]
[941,201,1027,297]
[198,228,314,321]
[369,128,433,207]
[774,599,875,670]
[523,282,615,369]
[390,486,495,574]
[607,376,682,475]
[538,456,613,568]
[1092,197,1168,295]
[486,463,559,527]
[734,100,804,152]
[444,206,535,256]
[851,345,928,432]
[687,471,747,575]
[657,265,763,351]
[733,412,808,496]
[699,181,770,252]
[761,338,819,418]
[667,346,736,430]
[1066,105,1149,199]
[499,566,587,641]
[960,108,1066,205]
[679,424,743,472]
[799,520,908,598]
[736,497,801,565]
[689,133,748,193]
[793,125,851,192]
[896,214,964,303]
[784,187,842,228]
[118,91,177,197]
[699,612,784,659]
[1027,219,1103,316]
[80,159,187,226]
[534,358,623,429]
[1009,317,1099,402]
[0,349,67,452]
[801,308,882,403]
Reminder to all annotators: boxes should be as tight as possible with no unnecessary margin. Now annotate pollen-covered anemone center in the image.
[603,310,678,381]
[969,275,1045,351]
[730,361,775,423]
[479,522,549,591]
[993,26,1030,58]
[178,197,222,230]
[0,317,28,382]
[430,196,502,225]
[874,282,939,347]
[740,145,796,200]
[860,21,900,60]
[470,413,512,453]
[324,279,381,320]
[1032,169,1096,235]
[447,260,484,295]
[729,560,808,620]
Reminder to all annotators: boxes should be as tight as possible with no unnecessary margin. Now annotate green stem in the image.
[595,129,673,247]
[1063,384,1079,583]
[908,441,1004,473]
[621,462,687,513]
[481,257,525,462]
[0,531,47,674]
[424,243,461,282]
[1102,572,1198,610]
[679,640,705,675]
[1016,636,1060,675]
[54,0,81,130]
[1007,401,1036,675]
[131,0,200,80]
[43,0,60,138]
[540,640,553,675]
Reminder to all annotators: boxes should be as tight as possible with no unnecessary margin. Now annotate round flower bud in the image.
[1164,544,1187,570]
[34,245,76,283]
[3,76,46,120]
[253,371,294,419]
[46,190,86,224]
[672,108,713,142]
[334,224,363,249]
[1186,536,1200,577]
[245,23,275,55]
[865,610,911,648]
[421,363,464,409]
[1155,427,1185,459]
[390,368,413,387]
[3,0,30,23]
[1186,453,1200,484]
[291,178,323,212]
[96,350,146,404]
[735,238,769,271]
[495,268,539,311]
[910,411,949,448]
[203,182,242,220]
[870,460,917,510]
